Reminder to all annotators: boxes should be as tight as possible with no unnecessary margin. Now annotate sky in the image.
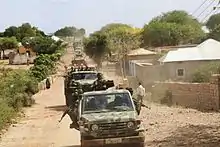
[0,0,217,35]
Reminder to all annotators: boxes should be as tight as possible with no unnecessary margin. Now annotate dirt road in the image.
[0,48,80,147]
[1,50,220,147]
[0,77,80,147]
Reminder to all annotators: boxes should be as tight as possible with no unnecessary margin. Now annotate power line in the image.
[192,0,210,16]
[196,0,216,19]
[201,1,220,23]
[201,6,219,23]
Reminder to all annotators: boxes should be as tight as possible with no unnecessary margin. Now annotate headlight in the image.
[91,124,99,131]
[127,122,135,128]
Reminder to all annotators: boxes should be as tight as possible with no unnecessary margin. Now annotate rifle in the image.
[58,109,69,123]
[133,98,151,109]
[141,103,151,109]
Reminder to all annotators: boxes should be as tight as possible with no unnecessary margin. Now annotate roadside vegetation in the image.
[83,10,220,67]
[0,23,69,130]
[192,62,220,83]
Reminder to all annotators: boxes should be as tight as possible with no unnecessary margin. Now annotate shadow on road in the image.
[45,105,67,112]
[146,124,220,147]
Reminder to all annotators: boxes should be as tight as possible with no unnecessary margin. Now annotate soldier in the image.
[59,105,79,129]
[46,77,51,89]
[93,73,107,91]
[135,82,145,115]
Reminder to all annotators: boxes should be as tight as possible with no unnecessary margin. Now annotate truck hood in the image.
[76,79,96,85]
[81,111,137,123]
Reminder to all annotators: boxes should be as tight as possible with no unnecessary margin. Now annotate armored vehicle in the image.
[78,89,145,147]
[70,70,99,92]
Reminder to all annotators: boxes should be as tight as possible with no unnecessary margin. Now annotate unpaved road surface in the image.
[0,77,80,147]
[1,51,220,147]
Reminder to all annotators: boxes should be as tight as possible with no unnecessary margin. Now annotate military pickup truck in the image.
[78,89,145,147]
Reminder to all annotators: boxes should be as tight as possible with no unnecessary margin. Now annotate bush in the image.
[0,100,15,130]
[191,62,220,83]
[0,39,64,130]
[0,69,39,129]
[30,53,61,81]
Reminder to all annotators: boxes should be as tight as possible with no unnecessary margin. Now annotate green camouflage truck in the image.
[77,89,145,147]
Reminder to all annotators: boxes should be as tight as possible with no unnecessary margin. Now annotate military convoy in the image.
[62,58,145,147]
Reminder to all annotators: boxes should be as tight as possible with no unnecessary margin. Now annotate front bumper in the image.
[81,133,145,146]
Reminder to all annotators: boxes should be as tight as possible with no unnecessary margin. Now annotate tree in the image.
[206,13,220,31]
[3,23,45,42]
[4,26,18,37]
[143,10,205,47]
[100,23,142,55]
[16,23,36,41]
[154,10,201,28]
[78,28,86,36]
[143,22,182,47]
[84,23,142,65]
[21,36,62,54]
[100,23,132,33]
[208,24,220,41]
[54,26,77,37]
[84,32,108,67]
[0,37,18,59]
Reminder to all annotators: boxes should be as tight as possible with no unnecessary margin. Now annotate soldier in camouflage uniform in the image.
[93,73,107,91]
[61,81,83,128]
[59,105,79,129]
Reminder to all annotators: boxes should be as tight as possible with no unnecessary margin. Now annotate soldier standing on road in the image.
[59,105,79,129]
[136,82,145,115]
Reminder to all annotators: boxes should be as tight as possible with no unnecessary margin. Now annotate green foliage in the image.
[206,13,220,31]
[143,10,205,47]
[84,32,108,65]
[191,62,220,83]
[30,53,61,81]
[54,26,85,37]
[0,37,18,59]
[3,23,46,42]
[0,23,65,130]
[84,23,142,63]
[208,25,220,41]
[0,37,18,50]
[21,36,64,54]
[154,10,201,28]
[0,69,39,129]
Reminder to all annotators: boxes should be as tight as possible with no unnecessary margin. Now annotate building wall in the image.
[135,64,167,89]
[18,46,36,56]
[150,77,219,111]
[125,54,158,75]
[131,60,220,90]
[9,53,36,65]
[163,60,220,82]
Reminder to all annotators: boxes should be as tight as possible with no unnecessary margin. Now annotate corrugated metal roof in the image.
[128,48,156,56]
[159,39,220,63]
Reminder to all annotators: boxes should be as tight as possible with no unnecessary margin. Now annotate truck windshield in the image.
[73,73,97,80]
[82,93,134,114]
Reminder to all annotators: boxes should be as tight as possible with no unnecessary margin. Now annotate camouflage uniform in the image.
[59,106,79,129]
[93,73,107,91]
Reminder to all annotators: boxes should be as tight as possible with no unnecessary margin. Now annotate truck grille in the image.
[98,122,134,138]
